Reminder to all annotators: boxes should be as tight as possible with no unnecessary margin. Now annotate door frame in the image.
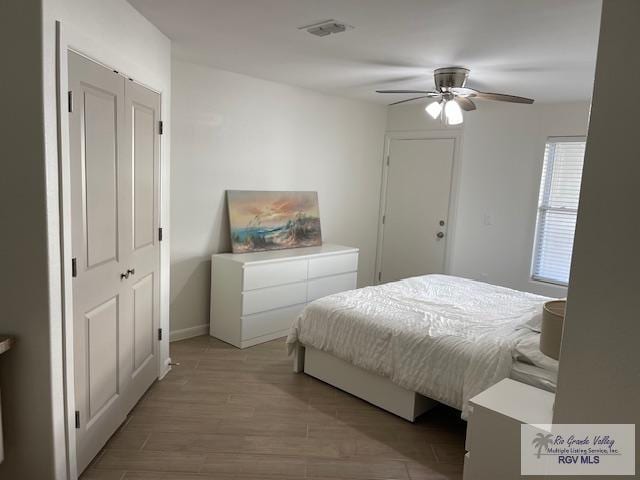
[55,22,170,479]
[374,130,463,285]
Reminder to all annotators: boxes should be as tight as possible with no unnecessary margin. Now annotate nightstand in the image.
[464,378,554,480]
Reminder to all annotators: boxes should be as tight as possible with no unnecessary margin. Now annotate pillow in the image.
[517,311,543,333]
[513,333,559,372]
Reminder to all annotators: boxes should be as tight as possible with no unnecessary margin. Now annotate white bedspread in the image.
[286,274,550,418]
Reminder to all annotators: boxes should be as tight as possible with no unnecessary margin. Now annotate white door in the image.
[68,51,161,473]
[379,138,455,283]
[122,80,162,412]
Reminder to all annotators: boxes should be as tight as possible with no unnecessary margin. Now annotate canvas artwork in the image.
[227,190,323,253]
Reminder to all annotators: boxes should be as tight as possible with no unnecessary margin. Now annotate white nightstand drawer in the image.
[243,259,308,291]
[242,282,307,316]
[242,304,304,340]
[308,252,358,279]
[307,272,357,301]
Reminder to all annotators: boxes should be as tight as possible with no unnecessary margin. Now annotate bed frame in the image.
[293,344,437,422]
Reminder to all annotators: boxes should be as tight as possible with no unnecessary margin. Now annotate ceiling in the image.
[128,0,602,104]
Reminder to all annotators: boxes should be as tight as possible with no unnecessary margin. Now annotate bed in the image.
[286,274,557,421]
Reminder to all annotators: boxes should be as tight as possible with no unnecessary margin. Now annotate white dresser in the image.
[210,243,359,348]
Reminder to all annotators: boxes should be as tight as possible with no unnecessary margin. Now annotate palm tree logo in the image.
[532,433,554,459]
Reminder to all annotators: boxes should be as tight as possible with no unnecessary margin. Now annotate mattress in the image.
[286,274,551,418]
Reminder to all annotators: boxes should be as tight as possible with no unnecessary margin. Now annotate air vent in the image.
[298,19,354,37]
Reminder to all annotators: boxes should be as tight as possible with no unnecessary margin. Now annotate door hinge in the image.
[382,215,386,225]
[75,411,80,429]
[158,227,163,242]
[71,257,77,278]
[158,328,163,341]
[386,155,390,166]
[68,91,73,113]
[378,272,382,282]
[158,120,164,135]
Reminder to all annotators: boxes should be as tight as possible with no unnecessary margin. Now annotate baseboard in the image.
[170,324,209,342]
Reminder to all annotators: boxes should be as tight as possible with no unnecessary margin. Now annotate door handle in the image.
[120,268,135,280]
[436,232,445,239]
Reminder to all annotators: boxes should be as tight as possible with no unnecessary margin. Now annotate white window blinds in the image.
[532,137,586,286]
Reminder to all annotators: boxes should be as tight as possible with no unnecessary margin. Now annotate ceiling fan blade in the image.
[376,90,440,95]
[388,95,432,106]
[450,87,479,97]
[474,91,534,104]
[455,97,476,111]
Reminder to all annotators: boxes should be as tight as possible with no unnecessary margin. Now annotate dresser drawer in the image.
[242,304,304,340]
[242,282,307,316]
[308,272,357,302]
[308,252,358,279]
[243,259,308,291]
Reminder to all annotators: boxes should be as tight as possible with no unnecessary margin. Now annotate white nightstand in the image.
[464,379,554,480]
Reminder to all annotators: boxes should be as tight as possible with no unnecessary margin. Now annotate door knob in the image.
[120,268,135,280]
[436,232,445,239]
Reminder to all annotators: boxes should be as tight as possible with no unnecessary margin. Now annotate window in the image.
[532,137,586,286]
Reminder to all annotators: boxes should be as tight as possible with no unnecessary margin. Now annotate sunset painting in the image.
[227,191,322,253]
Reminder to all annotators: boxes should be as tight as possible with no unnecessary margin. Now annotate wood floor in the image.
[81,335,466,480]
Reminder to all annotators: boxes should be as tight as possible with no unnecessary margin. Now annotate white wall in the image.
[553,0,640,439]
[387,101,591,297]
[170,59,387,335]
[0,2,61,479]
[0,0,170,478]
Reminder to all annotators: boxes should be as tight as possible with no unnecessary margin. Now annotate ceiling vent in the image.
[298,20,354,37]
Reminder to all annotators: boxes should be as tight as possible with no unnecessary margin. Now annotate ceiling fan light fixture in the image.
[444,99,463,125]
[376,67,534,109]
[425,100,443,119]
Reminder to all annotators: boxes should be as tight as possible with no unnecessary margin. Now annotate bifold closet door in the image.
[68,51,161,473]
[122,79,161,414]
[379,138,455,283]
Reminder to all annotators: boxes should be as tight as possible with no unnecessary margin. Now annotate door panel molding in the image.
[131,101,156,250]
[81,86,120,269]
[132,272,154,375]
[84,295,120,420]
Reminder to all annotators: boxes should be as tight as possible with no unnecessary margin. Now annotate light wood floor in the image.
[81,335,466,479]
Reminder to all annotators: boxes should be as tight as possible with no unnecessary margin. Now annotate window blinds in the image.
[532,138,586,286]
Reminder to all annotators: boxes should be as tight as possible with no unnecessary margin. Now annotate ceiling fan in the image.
[376,67,534,125]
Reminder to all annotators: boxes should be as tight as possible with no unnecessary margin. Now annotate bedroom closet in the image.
[68,51,162,472]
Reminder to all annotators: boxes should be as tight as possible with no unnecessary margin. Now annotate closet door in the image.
[69,51,161,473]
[69,51,130,473]
[122,80,161,413]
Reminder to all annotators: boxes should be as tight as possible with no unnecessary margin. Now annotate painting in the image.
[227,190,323,253]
